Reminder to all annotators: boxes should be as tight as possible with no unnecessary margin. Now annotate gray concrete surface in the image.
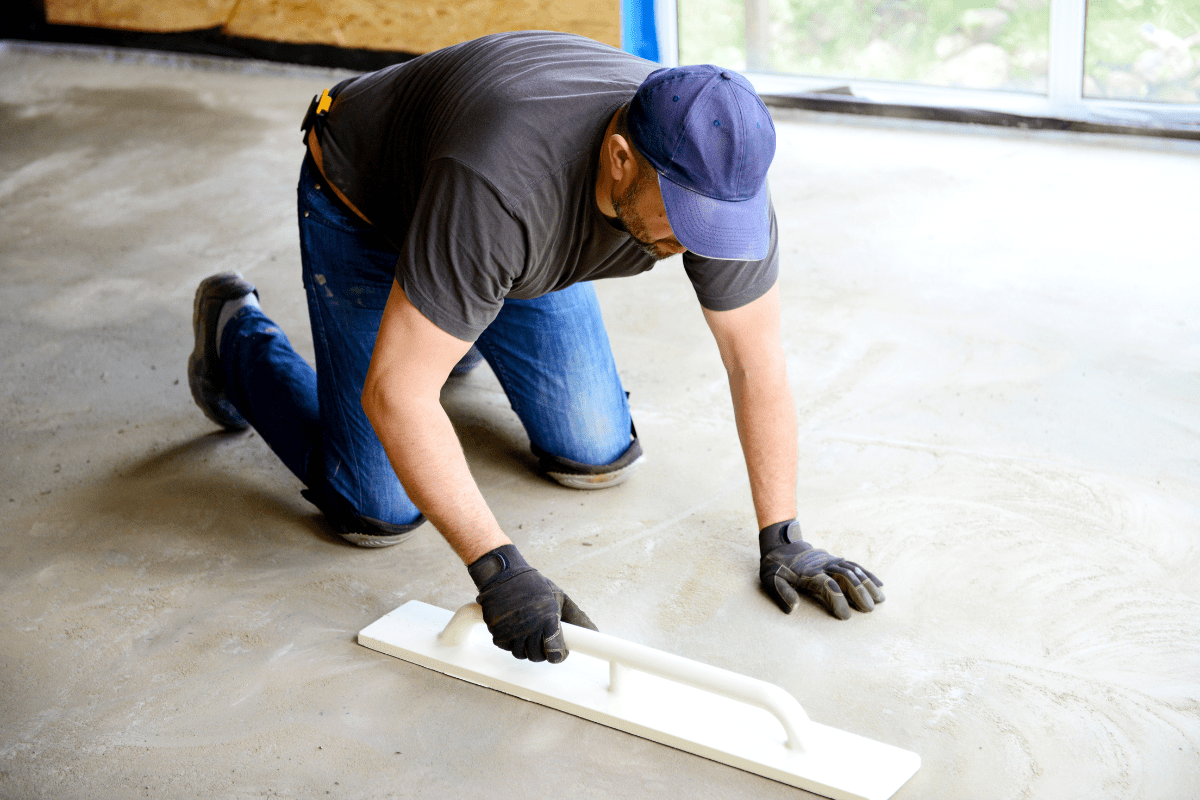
[1,41,1198,800]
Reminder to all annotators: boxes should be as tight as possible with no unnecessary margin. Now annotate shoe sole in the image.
[547,456,642,489]
[339,530,419,548]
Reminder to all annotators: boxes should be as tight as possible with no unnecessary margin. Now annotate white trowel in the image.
[359,601,919,800]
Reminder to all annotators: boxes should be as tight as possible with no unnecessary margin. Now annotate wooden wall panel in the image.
[46,0,240,33]
[45,0,621,52]
[226,0,621,52]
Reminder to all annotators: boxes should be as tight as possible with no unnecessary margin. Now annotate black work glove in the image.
[759,520,885,620]
[468,544,598,664]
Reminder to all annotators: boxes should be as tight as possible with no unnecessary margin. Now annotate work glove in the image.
[759,519,885,620]
[468,544,598,663]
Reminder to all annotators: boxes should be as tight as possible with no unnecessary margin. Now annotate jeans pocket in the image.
[298,159,372,234]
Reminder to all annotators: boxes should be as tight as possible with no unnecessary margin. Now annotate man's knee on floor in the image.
[301,482,426,547]
[302,456,425,548]
[532,433,643,490]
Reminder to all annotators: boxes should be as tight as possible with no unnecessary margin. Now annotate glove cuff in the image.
[759,519,805,557]
[468,543,530,591]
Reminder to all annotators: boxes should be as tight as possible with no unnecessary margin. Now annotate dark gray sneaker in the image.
[188,273,258,431]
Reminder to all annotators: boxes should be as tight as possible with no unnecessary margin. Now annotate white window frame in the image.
[656,0,1198,128]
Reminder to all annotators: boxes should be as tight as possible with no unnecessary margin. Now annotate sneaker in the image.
[188,273,258,431]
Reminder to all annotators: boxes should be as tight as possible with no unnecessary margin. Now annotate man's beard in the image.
[611,177,677,262]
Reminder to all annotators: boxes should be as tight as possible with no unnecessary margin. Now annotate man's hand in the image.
[759,519,885,619]
[468,544,598,663]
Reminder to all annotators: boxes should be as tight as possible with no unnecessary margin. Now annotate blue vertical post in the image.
[622,0,660,62]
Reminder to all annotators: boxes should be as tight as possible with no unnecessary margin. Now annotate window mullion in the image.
[657,0,679,67]
[744,0,771,72]
[1048,0,1087,110]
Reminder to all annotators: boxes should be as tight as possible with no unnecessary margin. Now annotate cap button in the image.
[720,71,731,79]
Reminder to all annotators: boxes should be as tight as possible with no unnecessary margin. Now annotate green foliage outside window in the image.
[678,0,1200,102]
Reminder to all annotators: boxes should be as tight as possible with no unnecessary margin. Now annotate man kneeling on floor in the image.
[187,31,885,664]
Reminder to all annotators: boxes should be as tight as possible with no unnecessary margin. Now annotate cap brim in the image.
[658,173,770,261]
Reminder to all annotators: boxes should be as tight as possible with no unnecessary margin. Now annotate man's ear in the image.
[607,133,638,184]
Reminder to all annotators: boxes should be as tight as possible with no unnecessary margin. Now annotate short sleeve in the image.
[397,158,528,341]
[682,194,779,311]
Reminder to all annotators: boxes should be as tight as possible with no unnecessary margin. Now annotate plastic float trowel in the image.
[359,602,920,800]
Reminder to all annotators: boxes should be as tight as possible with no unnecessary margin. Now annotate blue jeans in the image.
[219,157,636,532]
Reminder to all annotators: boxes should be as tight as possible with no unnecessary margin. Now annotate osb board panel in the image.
[224,0,621,52]
[46,0,240,32]
[45,0,621,52]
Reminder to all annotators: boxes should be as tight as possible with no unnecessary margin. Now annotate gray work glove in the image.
[759,519,885,620]
[468,544,598,663]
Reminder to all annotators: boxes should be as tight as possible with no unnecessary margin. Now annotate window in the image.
[682,0,1052,93]
[1085,0,1199,102]
[628,0,1199,126]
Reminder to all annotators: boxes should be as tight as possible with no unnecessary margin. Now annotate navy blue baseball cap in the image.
[627,65,776,261]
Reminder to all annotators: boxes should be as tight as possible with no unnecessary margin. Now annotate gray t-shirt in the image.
[316,31,779,341]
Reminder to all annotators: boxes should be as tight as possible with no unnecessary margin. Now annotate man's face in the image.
[611,168,687,261]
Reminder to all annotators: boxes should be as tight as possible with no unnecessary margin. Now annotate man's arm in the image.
[701,284,797,530]
[361,280,509,564]
[702,284,885,618]
[361,280,596,661]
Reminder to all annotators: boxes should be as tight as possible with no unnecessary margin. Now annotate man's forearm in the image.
[364,387,510,564]
[729,367,798,530]
[703,286,798,530]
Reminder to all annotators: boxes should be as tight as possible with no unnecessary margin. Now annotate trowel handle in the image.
[438,603,813,752]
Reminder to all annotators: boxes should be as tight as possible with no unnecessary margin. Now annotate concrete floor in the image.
[1,41,1198,800]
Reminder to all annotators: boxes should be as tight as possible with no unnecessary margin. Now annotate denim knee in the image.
[301,443,425,535]
[531,424,643,490]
